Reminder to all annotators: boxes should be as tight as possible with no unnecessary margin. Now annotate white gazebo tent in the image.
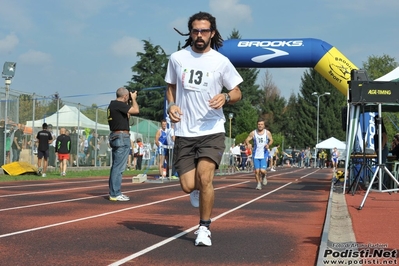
[25,105,110,167]
[25,105,109,132]
[316,137,346,150]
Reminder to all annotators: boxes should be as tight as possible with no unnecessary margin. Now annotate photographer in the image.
[107,87,139,202]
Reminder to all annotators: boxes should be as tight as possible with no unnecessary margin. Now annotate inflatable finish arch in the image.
[218,38,357,96]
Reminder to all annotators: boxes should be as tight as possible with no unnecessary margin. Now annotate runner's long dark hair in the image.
[174,11,224,51]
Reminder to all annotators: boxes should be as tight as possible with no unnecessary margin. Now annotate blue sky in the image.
[1,0,398,107]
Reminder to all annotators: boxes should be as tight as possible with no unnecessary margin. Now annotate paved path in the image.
[318,177,399,266]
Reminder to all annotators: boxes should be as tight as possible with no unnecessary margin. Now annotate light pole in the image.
[2,62,16,165]
[228,113,234,140]
[312,91,330,167]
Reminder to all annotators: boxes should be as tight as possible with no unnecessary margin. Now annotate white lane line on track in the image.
[0,184,107,198]
[109,169,321,265]
[0,181,249,239]
[0,168,316,211]
[0,178,109,189]
[108,179,298,266]
[0,177,139,198]
[0,184,180,212]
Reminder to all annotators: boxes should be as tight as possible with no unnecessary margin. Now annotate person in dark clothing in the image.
[11,124,25,162]
[36,123,53,177]
[89,131,97,166]
[390,134,399,160]
[47,124,56,167]
[55,127,71,176]
[107,87,139,201]
[240,143,247,170]
[69,127,78,166]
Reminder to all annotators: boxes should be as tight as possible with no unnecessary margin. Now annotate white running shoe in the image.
[109,194,130,202]
[271,168,276,172]
[262,176,268,186]
[42,173,46,177]
[190,190,200,208]
[256,183,262,190]
[194,226,212,246]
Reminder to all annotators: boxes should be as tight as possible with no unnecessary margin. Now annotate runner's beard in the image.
[193,38,210,51]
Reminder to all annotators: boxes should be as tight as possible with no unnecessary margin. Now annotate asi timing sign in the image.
[349,81,399,104]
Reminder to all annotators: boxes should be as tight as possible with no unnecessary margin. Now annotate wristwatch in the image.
[224,93,230,103]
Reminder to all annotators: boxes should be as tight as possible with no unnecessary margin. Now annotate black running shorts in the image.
[173,133,226,175]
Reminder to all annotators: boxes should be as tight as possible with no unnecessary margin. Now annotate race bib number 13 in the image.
[181,68,212,92]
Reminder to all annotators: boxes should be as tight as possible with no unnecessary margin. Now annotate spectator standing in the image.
[5,126,14,164]
[304,147,311,168]
[298,150,304,168]
[97,135,109,166]
[240,143,247,170]
[166,124,177,178]
[107,87,139,202]
[282,150,292,166]
[291,149,297,167]
[88,131,97,166]
[309,148,313,167]
[155,119,169,178]
[246,144,253,169]
[229,144,234,167]
[11,124,25,162]
[36,123,53,177]
[82,135,89,165]
[136,138,144,170]
[232,144,241,169]
[47,124,56,167]
[134,140,139,169]
[127,139,135,170]
[77,134,83,153]
[69,127,78,166]
[319,149,327,168]
[269,144,280,171]
[268,146,275,170]
[55,127,71,176]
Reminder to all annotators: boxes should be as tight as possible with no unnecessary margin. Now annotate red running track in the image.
[0,167,332,265]
[345,185,399,256]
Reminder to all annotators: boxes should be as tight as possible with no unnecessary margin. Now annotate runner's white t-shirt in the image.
[165,47,243,137]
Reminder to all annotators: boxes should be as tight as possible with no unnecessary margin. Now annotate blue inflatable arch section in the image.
[218,38,358,96]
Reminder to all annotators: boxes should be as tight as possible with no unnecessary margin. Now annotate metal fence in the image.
[1,88,235,173]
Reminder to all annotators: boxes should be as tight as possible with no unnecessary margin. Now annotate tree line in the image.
[16,30,399,151]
